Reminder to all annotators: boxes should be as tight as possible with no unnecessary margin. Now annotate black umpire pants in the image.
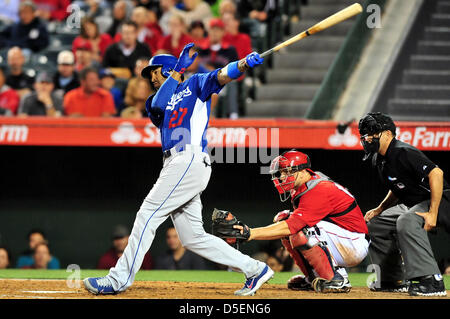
[367,196,449,282]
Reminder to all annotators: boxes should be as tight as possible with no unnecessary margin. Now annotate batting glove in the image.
[245,52,264,68]
[174,42,198,74]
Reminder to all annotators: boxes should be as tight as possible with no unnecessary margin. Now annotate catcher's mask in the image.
[269,150,312,202]
[358,112,396,162]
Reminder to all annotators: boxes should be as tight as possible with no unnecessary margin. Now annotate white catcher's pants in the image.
[313,221,369,268]
[107,146,264,292]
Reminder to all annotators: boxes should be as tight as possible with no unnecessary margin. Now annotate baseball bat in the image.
[260,3,363,58]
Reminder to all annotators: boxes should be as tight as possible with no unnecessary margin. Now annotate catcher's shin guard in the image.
[289,228,335,281]
[281,238,316,282]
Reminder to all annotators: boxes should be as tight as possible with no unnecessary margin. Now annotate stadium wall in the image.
[0,146,448,270]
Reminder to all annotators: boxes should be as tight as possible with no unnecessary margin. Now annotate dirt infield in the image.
[0,279,448,299]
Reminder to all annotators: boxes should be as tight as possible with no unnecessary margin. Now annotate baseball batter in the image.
[83,43,274,296]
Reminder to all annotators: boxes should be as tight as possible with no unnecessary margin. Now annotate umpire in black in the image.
[359,112,449,297]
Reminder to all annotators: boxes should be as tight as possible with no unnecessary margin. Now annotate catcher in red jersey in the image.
[234,150,369,293]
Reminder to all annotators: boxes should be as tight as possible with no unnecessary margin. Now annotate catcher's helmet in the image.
[141,54,178,79]
[269,150,312,202]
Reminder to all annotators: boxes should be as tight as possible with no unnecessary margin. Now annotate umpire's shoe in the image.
[234,264,274,296]
[369,280,409,293]
[312,272,352,293]
[408,274,447,297]
[287,274,314,291]
[83,277,117,295]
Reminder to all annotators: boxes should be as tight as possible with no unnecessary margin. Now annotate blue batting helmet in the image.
[141,54,177,79]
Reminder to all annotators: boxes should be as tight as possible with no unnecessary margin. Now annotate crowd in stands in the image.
[0,0,279,119]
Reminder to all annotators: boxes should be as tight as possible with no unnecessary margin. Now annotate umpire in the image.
[359,112,449,297]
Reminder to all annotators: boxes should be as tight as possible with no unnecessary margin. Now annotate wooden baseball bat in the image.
[260,3,363,58]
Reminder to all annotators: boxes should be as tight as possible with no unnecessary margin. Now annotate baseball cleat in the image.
[83,277,117,295]
[234,265,274,296]
[369,280,409,293]
[287,274,314,291]
[408,274,447,297]
[312,273,352,293]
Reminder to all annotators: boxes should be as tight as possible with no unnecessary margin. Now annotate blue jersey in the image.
[145,69,223,153]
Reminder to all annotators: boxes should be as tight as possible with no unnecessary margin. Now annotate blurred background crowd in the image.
[0,0,291,119]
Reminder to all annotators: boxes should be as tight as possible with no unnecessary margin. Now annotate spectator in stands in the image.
[21,242,54,269]
[103,20,152,78]
[99,68,123,113]
[234,0,279,37]
[53,51,80,95]
[33,0,71,21]
[157,13,193,57]
[218,0,237,18]
[159,0,176,36]
[154,227,209,270]
[0,1,49,53]
[0,246,11,269]
[97,225,153,270]
[198,18,239,119]
[133,56,150,79]
[17,71,63,117]
[5,47,34,99]
[107,0,132,38]
[172,0,213,27]
[129,6,162,54]
[16,229,60,269]
[0,0,20,23]
[0,66,20,116]
[74,41,100,72]
[121,77,151,118]
[72,17,113,63]
[64,67,116,117]
[222,12,252,60]
[188,20,207,47]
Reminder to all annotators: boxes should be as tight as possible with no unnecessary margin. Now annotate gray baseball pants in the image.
[367,200,441,282]
[106,145,264,292]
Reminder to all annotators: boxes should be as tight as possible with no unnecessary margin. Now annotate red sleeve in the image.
[285,186,332,234]
[141,252,153,270]
[102,90,117,115]
[96,251,117,269]
[63,90,76,115]
[50,0,70,21]
[99,34,113,57]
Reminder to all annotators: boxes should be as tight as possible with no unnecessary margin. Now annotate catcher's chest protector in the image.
[291,172,331,209]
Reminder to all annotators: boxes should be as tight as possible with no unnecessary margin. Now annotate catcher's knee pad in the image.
[289,227,335,281]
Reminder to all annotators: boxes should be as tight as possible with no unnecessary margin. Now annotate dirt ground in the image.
[0,279,448,299]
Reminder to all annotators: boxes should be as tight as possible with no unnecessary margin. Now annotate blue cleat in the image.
[234,265,274,296]
[83,277,116,295]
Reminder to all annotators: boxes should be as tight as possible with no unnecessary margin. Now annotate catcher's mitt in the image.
[211,208,250,248]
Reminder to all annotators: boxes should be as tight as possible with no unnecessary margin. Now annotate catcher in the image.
[213,150,369,293]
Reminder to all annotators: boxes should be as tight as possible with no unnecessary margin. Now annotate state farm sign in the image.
[396,127,450,150]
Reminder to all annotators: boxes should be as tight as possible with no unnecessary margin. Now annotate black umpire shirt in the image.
[375,138,449,208]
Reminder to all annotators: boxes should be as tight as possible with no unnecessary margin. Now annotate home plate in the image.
[22,291,74,294]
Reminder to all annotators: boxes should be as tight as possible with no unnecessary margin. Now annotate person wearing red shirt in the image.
[97,225,153,270]
[0,67,20,116]
[72,17,113,63]
[63,67,116,117]
[222,12,252,60]
[114,7,162,55]
[157,13,193,58]
[234,150,369,293]
[33,0,70,21]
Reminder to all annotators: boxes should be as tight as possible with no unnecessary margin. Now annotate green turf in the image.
[0,269,449,288]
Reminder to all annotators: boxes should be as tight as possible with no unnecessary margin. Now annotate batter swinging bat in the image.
[260,3,363,58]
